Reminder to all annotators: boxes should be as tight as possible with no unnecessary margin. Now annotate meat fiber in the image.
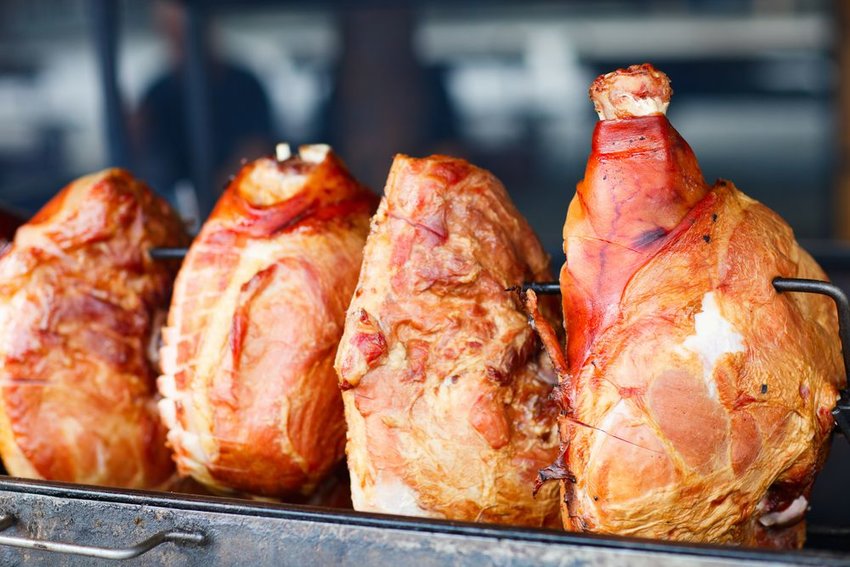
[0,169,187,488]
[336,154,561,527]
[159,144,376,498]
[544,64,844,547]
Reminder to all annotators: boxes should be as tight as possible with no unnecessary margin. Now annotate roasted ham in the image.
[159,144,376,498]
[539,64,844,547]
[336,154,561,527]
[0,169,187,488]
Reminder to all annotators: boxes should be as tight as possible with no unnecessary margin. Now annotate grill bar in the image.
[149,247,190,260]
[523,277,850,441]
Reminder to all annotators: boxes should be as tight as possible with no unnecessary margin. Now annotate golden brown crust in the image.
[336,154,561,527]
[562,183,840,546]
[0,168,187,488]
[556,65,843,547]
[159,147,376,498]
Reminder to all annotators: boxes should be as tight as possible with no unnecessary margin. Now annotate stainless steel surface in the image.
[0,478,845,566]
[149,247,190,260]
[0,512,203,560]
[10,251,845,564]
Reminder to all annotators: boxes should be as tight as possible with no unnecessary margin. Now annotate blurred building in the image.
[0,0,837,252]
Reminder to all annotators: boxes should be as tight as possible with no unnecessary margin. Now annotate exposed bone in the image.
[300,144,331,164]
[240,144,335,207]
[275,143,292,162]
[241,154,307,206]
[590,63,672,120]
[758,496,808,528]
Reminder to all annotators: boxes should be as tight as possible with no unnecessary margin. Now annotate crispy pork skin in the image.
[550,64,844,546]
[336,154,561,527]
[0,169,186,488]
[159,145,376,498]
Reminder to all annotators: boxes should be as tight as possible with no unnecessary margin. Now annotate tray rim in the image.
[0,476,847,566]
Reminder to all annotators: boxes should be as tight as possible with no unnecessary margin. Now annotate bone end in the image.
[590,63,672,121]
[275,143,292,162]
[299,144,331,164]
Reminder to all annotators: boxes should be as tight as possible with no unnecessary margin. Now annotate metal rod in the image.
[89,0,129,168]
[772,278,850,384]
[773,277,850,440]
[520,281,560,295]
[149,247,189,260]
[0,513,203,560]
[141,246,850,273]
[521,277,850,439]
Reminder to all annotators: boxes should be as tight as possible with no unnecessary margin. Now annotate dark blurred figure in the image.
[132,0,273,214]
[323,7,462,190]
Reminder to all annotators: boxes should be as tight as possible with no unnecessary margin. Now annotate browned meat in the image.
[336,154,561,527]
[0,168,187,488]
[159,144,376,498]
[542,64,844,547]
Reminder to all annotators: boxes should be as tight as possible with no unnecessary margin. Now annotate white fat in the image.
[595,94,669,121]
[170,425,207,468]
[299,144,330,164]
[60,417,84,442]
[147,309,167,371]
[759,496,808,527]
[159,345,178,378]
[157,372,179,400]
[158,396,209,472]
[682,292,745,400]
[94,440,106,475]
[241,160,306,206]
[437,373,457,397]
[161,326,177,344]
[158,398,178,430]
[370,474,429,517]
[275,143,292,162]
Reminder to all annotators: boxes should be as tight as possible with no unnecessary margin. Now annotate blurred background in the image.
[0,0,848,541]
[0,0,841,247]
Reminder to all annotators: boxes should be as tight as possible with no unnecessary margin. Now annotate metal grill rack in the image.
[0,247,846,564]
[524,276,850,443]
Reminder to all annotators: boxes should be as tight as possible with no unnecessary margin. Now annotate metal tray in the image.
[0,246,847,565]
[0,477,847,566]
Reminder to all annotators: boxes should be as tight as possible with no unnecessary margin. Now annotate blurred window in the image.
[0,0,835,252]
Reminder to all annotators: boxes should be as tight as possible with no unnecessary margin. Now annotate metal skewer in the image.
[149,247,189,260]
[773,277,850,441]
[521,277,850,440]
[148,248,850,437]
[520,282,561,295]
